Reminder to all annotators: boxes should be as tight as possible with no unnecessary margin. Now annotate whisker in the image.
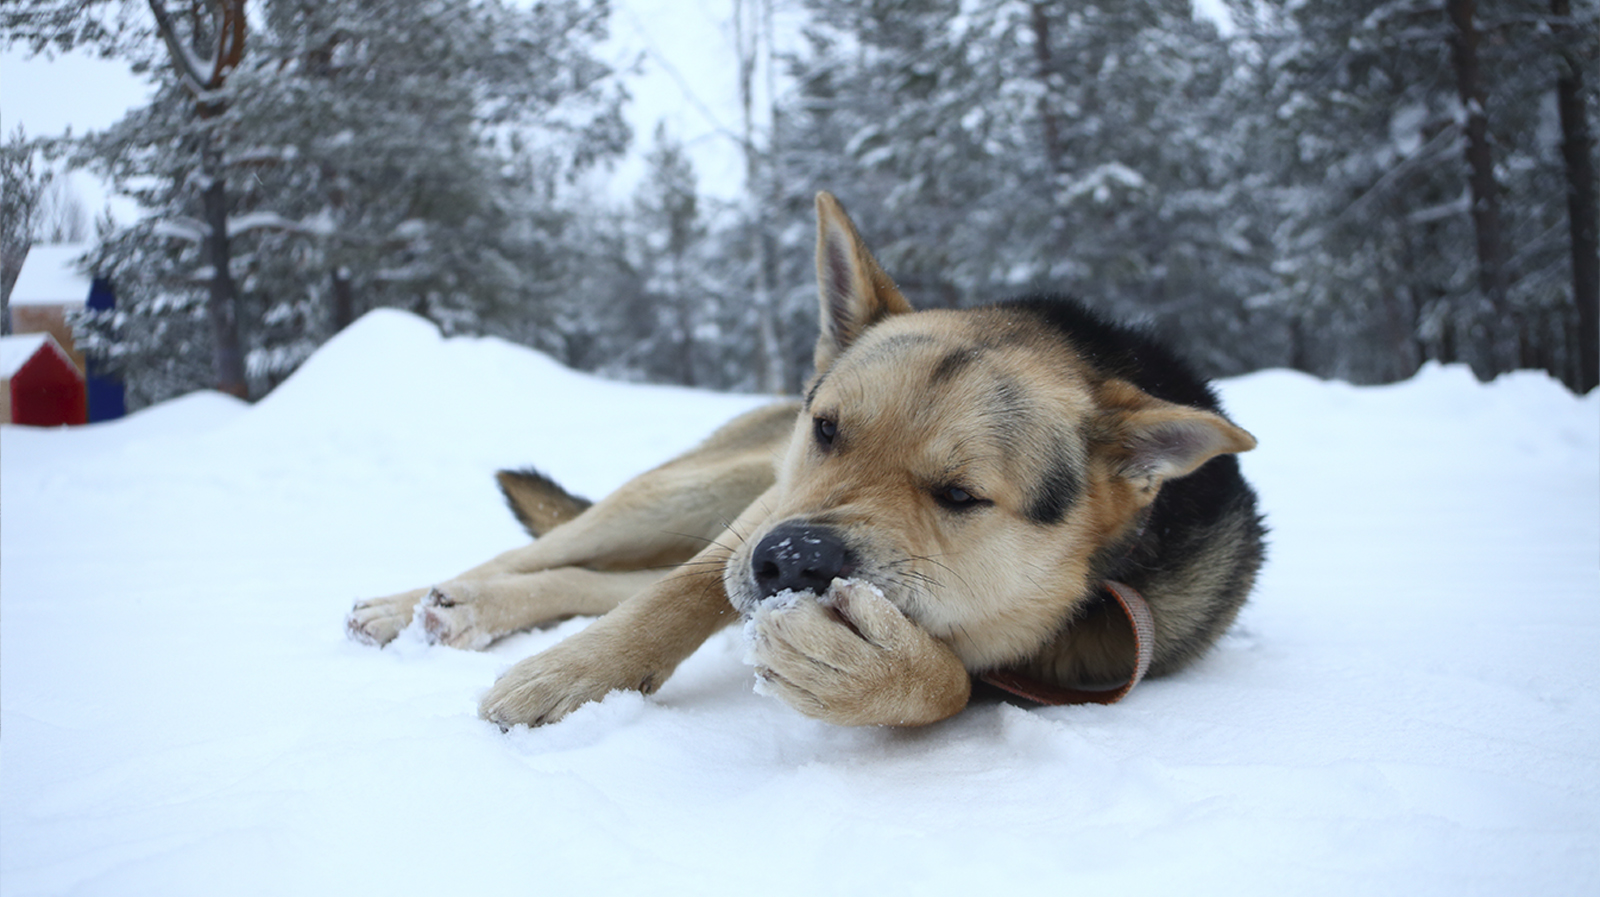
[660,529,721,546]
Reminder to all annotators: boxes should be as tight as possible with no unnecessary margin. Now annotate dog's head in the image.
[724,193,1256,670]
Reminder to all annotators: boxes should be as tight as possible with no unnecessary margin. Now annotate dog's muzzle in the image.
[750,522,854,600]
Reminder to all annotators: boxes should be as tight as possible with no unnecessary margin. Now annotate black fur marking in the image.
[996,296,1221,411]
[982,377,1031,435]
[930,346,981,386]
[1097,455,1267,677]
[1025,445,1081,526]
[993,295,1265,676]
[804,371,829,410]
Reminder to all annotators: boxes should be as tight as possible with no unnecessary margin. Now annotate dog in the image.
[346,192,1265,728]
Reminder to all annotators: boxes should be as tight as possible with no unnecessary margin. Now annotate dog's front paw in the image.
[478,632,660,729]
[346,588,430,646]
[745,580,971,726]
[415,583,495,650]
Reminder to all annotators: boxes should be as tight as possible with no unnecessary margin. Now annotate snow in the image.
[226,212,307,238]
[0,334,54,379]
[149,218,210,243]
[3,309,1597,896]
[7,243,92,307]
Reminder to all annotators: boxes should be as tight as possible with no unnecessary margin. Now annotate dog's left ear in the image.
[814,192,913,373]
[1098,380,1257,494]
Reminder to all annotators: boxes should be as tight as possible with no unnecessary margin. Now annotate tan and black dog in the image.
[347,192,1265,728]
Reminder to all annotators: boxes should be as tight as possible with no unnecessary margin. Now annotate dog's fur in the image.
[347,192,1265,728]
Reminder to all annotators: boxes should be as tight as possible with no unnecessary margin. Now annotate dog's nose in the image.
[751,523,850,599]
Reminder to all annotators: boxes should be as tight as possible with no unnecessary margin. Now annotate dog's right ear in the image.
[814,192,913,373]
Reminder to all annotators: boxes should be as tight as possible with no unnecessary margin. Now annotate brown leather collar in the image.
[977,580,1155,706]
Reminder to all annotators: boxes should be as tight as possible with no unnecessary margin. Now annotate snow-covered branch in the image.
[227,211,306,238]
[146,0,212,95]
[145,0,246,97]
[150,217,211,243]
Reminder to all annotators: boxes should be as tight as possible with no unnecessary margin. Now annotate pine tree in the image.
[1245,0,1599,387]
[1,126,49,315]
[768,0,1271,376]
[7,0,627,407]
[1551,0,1599,391]
[633,124,709,385]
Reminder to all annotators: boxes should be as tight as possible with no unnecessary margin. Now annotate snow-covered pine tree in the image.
[7,0,627,407]
[1550,0,1599,391]
[632,124,709,386]
[770,0,1271,375]
[1,126,50,314]
[1479,0,1600,389]
[1244,0,1598,388]
[215,0,628,390]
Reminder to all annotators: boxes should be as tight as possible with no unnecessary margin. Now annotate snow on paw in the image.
[742,579,969,727]
[346,588,429,647]
[415,585,493,650]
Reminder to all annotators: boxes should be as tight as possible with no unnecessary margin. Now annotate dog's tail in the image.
[495,467,593,538]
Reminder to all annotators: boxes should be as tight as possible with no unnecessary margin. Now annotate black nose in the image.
[751,523,850,599]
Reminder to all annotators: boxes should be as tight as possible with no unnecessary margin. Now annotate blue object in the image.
[85,277,126,422]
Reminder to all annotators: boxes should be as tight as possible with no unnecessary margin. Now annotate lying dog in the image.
[347,192,1265,728]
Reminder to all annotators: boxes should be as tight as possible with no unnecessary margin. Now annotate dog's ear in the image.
[1097,380,1257,494]
[814,191,913,373]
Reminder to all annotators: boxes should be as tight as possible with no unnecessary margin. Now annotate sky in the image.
[1,49,149,223]
[0,0,1237,224]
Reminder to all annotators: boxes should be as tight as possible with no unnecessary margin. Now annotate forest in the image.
[3,0,1596,408]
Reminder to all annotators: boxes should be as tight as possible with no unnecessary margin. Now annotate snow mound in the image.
[2,328,1595,896]
[231,309,770,500]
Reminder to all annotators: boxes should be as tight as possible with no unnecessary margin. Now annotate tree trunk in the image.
[201,137,248,399]
[332,267,355,332]
[1028,2,1065,177]
[1551,0,1598,392]
[735,0,785,393]
[151,0,249,397]
[667,246,696,387]
[1446,0,1511,369]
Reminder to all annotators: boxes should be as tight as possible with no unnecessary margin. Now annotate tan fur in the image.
[348,192,1259,729]
[345,401,793,648]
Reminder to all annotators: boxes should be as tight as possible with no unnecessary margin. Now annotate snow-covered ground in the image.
[2,310,1596,896]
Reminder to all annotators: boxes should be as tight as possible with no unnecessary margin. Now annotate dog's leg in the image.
[345,463,757,647]
[413,568,667,650]
[346,403,793,648]
[477,485,780,728]
[464,403,794,580]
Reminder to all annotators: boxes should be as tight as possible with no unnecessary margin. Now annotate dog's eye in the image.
[813,416,837,449]
[934,486,990,512]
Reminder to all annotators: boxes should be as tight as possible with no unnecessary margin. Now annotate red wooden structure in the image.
[1,333,87,426]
